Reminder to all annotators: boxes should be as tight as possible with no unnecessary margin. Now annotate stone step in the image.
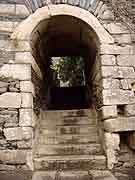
[39,125,98,135]
[40,108,97,119]
[39,133,99,144]
[34,155,106,170]
[32,171,92,180]
[35,143,102,157]
[40,116,97,126]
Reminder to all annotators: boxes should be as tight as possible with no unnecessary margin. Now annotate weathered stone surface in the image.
[0,139,8,150]
[0,81,8,88]
[17,140,32,149]
[101,44,135,55]
[117,55,135,67]
[3,114,18,127]
[16,4,29,16]
[0,64,31,80]
[104,23,129,34]
[0,21,14,32]
[0,92,21,108]
[125,105,135,116]
[101,55,116,65]
[100,106,117,120]
[102,89,135,105]
[0,4,15,15]
[102,78,119,89]
[113,34,133,44]
[89,170,117,180]
[0,87,8,93]
[21,93,33,108]
[20,81,35,95]
[101,10,114,20]
[104,132,120,169]
[0,150,26,164]
[104,117,135,132]
[120,79,129,90]
[101,66,135,79]
[19,109,35,127]
[4,127,33,140]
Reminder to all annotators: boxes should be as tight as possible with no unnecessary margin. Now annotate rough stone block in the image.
[102,78,119,89]
[104,132,120,169]
[125,105,135,116]
[0,150,26,164]
[15,52,42,80]
[101,55,116,65]
[16,4,29,16]
[101,44,135,55]
[0,64,31,80]
[0,4,15,15]
[0,21,14,32]
[117,55,135,67]
[19,109,35,127]
[0,92,21,108]
[101,66,135,79]
[4,127,33,140]
[120,79,129,90]
[113,34,133,44]
[101,10,114,20]
[102,89,135,105]
[20,81,35,96]
[100,106,117,120]
[104,117,135,132]
[17,140,33,149]
[104,23,129,34]
[4,114,18,127]
[21,93,33,108]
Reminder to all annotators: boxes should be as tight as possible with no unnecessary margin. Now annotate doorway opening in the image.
[31,15,100,110]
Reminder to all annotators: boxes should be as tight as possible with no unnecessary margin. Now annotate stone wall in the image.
[0,0,135,171]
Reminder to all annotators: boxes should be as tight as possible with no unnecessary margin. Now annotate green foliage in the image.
[52,56,85,87]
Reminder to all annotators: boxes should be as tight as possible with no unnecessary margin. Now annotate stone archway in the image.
[11,4,116,170]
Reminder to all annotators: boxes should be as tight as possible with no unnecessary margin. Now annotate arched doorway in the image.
[31,15,99,110]
[11,4,116,170]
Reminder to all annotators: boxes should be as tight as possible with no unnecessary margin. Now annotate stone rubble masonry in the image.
[102,89,135,105]
[117,55,135,67]
[0,64,31,81]
[101,66,135,79]
[3,127,33,141]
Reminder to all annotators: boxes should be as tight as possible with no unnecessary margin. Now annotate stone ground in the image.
[0,169,135,180]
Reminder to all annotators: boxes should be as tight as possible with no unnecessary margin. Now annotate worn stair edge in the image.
[38,134,100,144]
[34,143,102,156]
[40,116,97,126]
[34,155,106,170]
[32,171,91,180]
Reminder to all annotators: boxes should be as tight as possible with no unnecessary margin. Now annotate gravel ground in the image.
[0,168,135,180]
[0,170,32,180]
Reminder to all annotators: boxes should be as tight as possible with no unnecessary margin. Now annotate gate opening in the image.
[31,15,100,110]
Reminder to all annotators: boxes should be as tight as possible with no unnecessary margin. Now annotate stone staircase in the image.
[34,108,107,171]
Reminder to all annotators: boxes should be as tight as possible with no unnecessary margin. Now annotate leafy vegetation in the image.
[51,56,85,87]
